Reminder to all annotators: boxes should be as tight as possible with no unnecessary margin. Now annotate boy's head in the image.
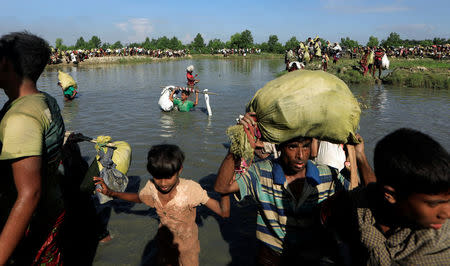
[147,144,184,193]
[0,31,50,84]
[374,128,449,229]
[181,90,190,100]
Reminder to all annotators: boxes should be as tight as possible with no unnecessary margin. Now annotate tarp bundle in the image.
[227,70,361,160]
[58,70,77,90]
[159,85,175,111]
[94,136,132,204]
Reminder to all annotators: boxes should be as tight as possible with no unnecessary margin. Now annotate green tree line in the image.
[54,31,450,54]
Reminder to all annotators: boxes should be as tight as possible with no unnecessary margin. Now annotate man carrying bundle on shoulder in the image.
[214,70,364,265]
[57,70,78,101]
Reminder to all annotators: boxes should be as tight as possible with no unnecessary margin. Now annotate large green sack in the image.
[58,70,77,90]
[247,70,360,145]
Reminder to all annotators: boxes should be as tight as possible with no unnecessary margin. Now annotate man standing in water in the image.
[169,88,199,112]
[186,65,199,87]
[0,31,65,265]
[214,112,362,265]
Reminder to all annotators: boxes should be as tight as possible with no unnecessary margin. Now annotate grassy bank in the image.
[383,58,450,89]
[278,58,449,89]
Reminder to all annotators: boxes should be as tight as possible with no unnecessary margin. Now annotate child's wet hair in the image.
[147,144,185,179]
[182,91,191,96]
[374,128,449,197]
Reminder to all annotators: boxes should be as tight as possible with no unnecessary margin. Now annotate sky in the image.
[1,0,449,46]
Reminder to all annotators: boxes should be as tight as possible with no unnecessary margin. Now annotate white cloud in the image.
[114,18,153,42]
[376,24,436,39]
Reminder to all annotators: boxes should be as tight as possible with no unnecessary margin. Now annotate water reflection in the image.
[62,99,80,124]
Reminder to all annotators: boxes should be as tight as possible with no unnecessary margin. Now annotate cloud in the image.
[114,18,153,42]
[322,0,411,13]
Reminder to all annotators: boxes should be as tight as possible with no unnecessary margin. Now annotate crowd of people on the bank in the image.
[48,47,188,65]
[216,48,262,57]
[284,37,344,72]
[1,31,449,266]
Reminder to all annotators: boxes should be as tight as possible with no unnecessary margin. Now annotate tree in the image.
[192,33,205,50]
[88,36,102,49]
[240,29,254,48]
[208,38,225,51]
[340,37,359,48]
[267,35,283,53]
[75,37,87,49]
[229,33,241,49]
[101,42,111,50]
[433,37,446,45]
[381,32,402,47]
[285,36,299,51]
[156,36,170,49]
[169,37,183,50]
[367,36,379,47]
[111,41,123,49]
[142,37,151,50]
[55,38,63,49]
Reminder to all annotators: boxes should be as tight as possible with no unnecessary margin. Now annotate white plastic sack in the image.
[159,86,175,111]
[382,54,390,70]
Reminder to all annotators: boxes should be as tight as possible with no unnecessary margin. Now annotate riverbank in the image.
[278,58,449,89]
[45,53,284,68]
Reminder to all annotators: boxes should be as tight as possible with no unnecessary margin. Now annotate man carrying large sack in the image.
[214,70,373,265]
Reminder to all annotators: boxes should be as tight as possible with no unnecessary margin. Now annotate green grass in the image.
[383,69,450,89]
[389,58,450,69]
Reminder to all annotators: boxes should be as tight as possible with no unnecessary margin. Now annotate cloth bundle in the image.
[227,70,361,160]
[58,70,77,90]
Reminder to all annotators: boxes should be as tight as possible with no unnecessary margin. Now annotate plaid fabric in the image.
[236,158,349,253]
[357,207,450,265]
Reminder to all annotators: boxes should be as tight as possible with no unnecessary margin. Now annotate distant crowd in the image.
[48,47,188,65]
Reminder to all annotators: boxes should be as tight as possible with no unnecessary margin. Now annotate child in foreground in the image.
[94,144,230,266]
[322,128,449,265]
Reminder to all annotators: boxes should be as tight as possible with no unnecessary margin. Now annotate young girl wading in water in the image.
[94,144,230,266]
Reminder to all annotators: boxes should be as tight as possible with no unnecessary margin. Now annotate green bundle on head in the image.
[226,125,254,161]
[227,70,361,160]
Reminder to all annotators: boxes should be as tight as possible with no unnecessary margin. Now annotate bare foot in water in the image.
[99,234,112,243]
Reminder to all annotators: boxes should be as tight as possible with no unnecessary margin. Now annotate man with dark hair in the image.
[215,113,359,265]
[169,88,199,112]
[0,31,65,264]
[322,128,449,265]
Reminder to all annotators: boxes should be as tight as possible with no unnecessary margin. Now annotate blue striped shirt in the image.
[236,158,350,253]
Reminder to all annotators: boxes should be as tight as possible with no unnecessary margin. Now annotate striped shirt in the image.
[236,158,350,254]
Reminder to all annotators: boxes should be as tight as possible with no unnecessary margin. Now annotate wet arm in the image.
[204,194,230,218]
[214,152,239,194]
[354,135,376,185]
[0,156,42,264]
[94,177,142,203]
[169,89,176,102]
[193,90,199,106]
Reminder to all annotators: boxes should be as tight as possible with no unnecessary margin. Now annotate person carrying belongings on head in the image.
[169,87,199,112]
[58,70,78,101]
[186,65,199,87]
[215,70,362,265]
